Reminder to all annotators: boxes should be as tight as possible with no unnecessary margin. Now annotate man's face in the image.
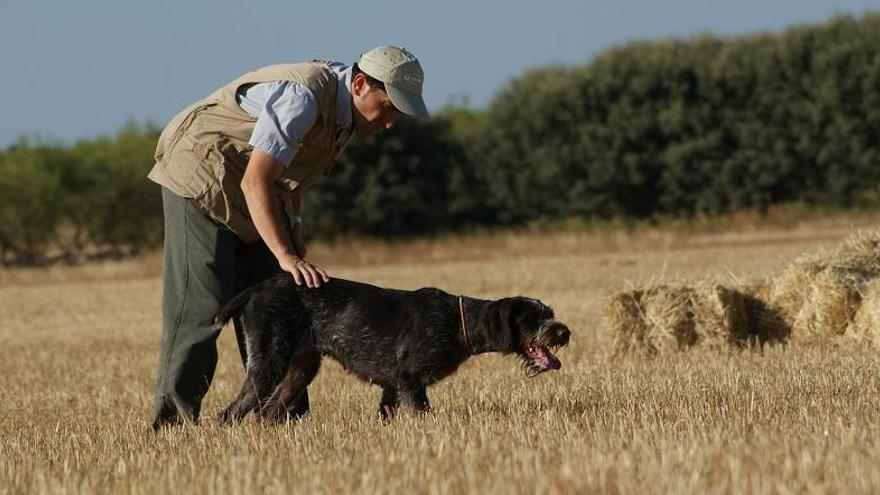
[351,73,402,137]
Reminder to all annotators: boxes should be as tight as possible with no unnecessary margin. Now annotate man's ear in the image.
[351,73,368,97]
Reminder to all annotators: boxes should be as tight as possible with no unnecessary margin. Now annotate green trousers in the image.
[152,187,308,429]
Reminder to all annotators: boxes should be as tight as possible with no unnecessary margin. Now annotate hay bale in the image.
[605,290,649,355]
[793,268,862,339]
[605,286,695,355]
[640,286,698,352]
[743,279,773,303]
[769,257,826,328]
[831,231,880,271]
[606,230,880,353]
[741,279,790,345]
[605,283,755,354]
[691,283,751,347]
[764,229,880,342]
[769,252,873,341]
[849,279,880,347]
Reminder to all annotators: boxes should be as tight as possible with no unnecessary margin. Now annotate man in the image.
[147,46,429,429]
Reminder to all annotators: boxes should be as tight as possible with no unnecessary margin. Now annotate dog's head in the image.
[483,297,571,377]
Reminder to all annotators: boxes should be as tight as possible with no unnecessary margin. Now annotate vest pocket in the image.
[156,102,219,162]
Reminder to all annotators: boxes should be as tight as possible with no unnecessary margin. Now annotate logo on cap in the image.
[403,73,423,84]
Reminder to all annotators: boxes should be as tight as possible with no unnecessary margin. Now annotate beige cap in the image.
[357,45,429,119]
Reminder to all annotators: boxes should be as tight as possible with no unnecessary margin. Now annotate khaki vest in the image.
[148,61,340,242]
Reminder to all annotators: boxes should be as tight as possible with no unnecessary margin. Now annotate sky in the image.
[1,0,878,148]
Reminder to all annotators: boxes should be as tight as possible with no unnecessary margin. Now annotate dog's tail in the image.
[213,285,260,330]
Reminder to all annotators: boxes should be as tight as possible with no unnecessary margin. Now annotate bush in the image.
[0,143,65,261]
[304,117,474,237]
[477,13,880,223]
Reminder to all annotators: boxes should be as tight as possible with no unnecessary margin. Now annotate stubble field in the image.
[2,216,880,494]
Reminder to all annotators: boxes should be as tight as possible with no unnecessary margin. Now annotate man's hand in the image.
[278,253,330,289]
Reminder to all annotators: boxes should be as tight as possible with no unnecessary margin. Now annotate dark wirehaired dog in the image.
[215,275,571,422]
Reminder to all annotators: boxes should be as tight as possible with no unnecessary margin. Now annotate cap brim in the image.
[387,85,430,120]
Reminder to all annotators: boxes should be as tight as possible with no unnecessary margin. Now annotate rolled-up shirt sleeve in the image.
[247,81,318,166]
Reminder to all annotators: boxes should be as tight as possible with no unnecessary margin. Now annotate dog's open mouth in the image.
[522,345,562,377]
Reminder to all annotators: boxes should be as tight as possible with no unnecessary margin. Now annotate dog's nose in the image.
[555,325,571,345]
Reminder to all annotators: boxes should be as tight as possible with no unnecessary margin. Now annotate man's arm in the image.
[240,149,329,288]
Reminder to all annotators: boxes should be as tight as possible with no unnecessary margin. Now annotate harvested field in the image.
[2,217,880,493]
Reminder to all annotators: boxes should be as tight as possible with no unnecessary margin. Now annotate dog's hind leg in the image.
[217,342,290,424]
[220,308,304,424]
[218,379,254,423]
[217,369,276,423]
[218,347,288,423]
[258,351,321,423]
[377,386,399,421]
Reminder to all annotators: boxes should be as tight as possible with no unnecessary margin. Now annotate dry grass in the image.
[3,216,880,493]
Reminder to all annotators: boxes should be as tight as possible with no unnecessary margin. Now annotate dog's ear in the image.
[481,298,522,352]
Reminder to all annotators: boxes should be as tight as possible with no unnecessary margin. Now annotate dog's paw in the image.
[377,406,396,422]
[216,407,237,425]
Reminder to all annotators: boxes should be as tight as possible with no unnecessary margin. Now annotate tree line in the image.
[2,13,878,263]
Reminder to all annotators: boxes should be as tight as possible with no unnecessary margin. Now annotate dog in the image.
[214,274,571,422]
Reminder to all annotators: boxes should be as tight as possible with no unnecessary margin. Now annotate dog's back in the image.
[217,274,468,385]
[289,277,465,385]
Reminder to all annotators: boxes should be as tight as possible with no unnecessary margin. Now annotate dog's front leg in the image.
[377,386,399,421]
[397,374,430,414]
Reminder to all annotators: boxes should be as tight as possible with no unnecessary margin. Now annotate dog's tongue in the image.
[528,346,562,371]
[543,349,562,370]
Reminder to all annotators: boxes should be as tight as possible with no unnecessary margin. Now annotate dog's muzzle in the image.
[522,321,571,377]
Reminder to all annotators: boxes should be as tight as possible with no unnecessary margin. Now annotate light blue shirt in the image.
[236,62,353,166]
